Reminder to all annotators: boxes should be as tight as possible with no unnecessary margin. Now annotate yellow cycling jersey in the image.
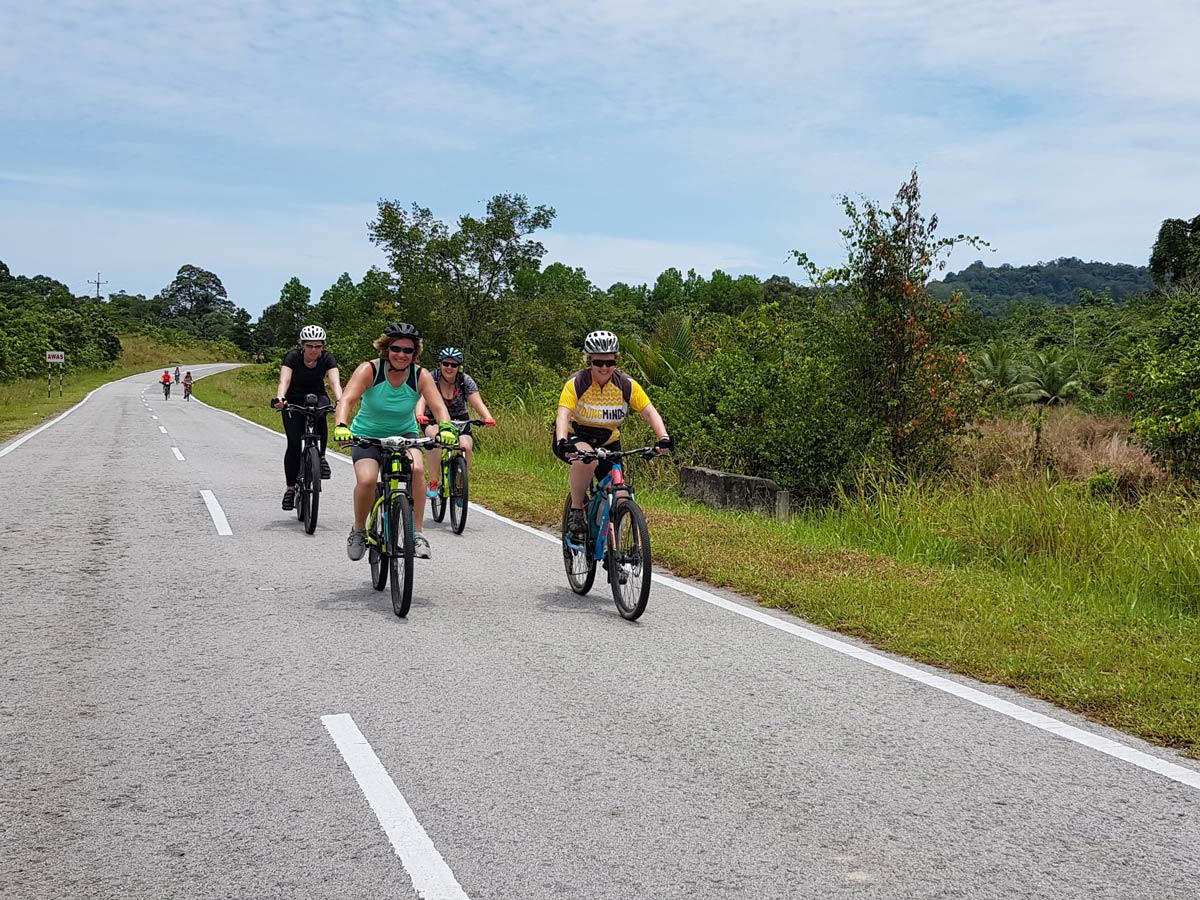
[558,369,651,444]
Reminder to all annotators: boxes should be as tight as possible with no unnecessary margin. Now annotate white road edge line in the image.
[171,447,185,461]
[322,713,471,900]
[467,503,1200,793]
[199,490,232,536]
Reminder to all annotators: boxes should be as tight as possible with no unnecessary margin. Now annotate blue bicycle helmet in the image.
[438,347,464,363]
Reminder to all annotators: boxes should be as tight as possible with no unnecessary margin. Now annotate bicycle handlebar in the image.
[569,445,663,463]
[282,403,336,415]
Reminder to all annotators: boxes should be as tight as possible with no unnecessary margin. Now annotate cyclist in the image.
[160,370,172,399]
[554,330,672,540]
[174,365,181,384]
[332,323,458,562]
[271,325,343,512]
[414,347,496,498]
[182,371,194,400]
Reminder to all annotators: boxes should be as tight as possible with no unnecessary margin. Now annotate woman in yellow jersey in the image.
[553,330,673,540]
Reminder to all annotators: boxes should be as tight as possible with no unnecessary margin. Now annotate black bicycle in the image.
[280,394,334,535]
[561,445,661,620]
[352,434,437,617]
[162,380,171,400]
[429,418,484,534]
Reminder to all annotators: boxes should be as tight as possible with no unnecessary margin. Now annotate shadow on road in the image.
[531,588,637,623]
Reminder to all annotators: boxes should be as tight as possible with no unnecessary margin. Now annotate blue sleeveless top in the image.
[351,360,421,438]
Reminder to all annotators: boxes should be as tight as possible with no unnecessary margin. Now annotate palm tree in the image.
[974,340,1022,398]
[620,311,694,388]
[1013,348,1082,406]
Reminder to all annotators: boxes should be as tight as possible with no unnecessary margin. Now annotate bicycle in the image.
[351,434,437,618]
[428,418,484,534]
[279,394,335,535]
[183,381,193,401]
[561,445,661,621]
[161,380,171,400]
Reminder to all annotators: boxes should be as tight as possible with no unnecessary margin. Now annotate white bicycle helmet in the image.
[299,324,326,342]
[583,330,619,354]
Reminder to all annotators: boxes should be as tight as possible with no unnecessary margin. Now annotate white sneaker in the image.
[413,532,432,559]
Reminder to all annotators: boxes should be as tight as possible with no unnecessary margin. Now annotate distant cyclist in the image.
[173,365,181,384]
[332,323,458,561]
[160,370,172,399]
[554,330,672,540]
[183,371,194,401]
[415,347,496,498]
[271,325,343,512]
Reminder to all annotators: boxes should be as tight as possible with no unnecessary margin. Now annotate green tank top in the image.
[351,360,421,438]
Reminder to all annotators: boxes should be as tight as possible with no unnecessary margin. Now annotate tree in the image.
[619,310,695,388]
[1149,215,1200,290]
[160,265,234,321]
[974,340,1022,403]
[1012,349,1082,406]
[794,170,987,474]
[256,277,312,350]
[369,193,555,373]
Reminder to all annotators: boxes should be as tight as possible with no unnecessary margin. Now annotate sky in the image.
[1,0,1198,316]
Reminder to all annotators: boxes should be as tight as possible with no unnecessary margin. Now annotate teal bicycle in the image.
[561,445,660,621]
[352,435,436,617]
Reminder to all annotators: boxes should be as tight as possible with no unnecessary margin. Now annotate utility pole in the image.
[87,272,107,299]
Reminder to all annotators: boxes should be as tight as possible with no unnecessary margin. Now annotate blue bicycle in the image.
[561,445,660,620]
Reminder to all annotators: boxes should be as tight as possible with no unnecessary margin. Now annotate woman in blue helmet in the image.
[415,346,495,496]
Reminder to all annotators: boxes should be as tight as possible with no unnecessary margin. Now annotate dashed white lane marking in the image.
[199,490,232,536]
[322,714,471,900]
[158,426,168,434]
[171,447,185,461]
[468,504,1200,793]
[151,415,158,420]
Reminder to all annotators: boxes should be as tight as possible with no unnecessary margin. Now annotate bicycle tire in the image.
[296,452,309,523]
[609,499,651,620]
[561,494,596,594]
[431,455,447,523]
[304,445,321,534]
[389,493,414,617]
[369,484,387,591]
[449,455,468,534]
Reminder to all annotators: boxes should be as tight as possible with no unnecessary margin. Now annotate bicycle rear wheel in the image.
[304,445,321,534]
[449,455,469,534]
[561,494,595,594]
[609,499,651,620]
[389,493,415,617]
[369,484,387,591]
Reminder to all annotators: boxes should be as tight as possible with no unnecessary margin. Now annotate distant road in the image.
[2,366,1198,899]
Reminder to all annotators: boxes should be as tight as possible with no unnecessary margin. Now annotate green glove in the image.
[437,421,459,445]
[333,424,353,444]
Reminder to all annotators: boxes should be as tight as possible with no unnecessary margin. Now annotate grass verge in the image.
[200,366,1200,758]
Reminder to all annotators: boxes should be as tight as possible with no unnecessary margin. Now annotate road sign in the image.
[46,351,65,364]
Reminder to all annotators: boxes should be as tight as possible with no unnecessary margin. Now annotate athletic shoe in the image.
[346,527,367,561]
[413,533,432,559]
[281,487,296,511]
[567,508,586,541]
[319,456,331,479]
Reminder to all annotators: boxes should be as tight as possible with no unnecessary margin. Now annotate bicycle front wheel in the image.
[431,457,447,522]
[369,484,387,591]
[304,445,321,534]
[561,494,595,594]
[449,455,469,534]
[389,493,415,617]
[296,452,310,524]
[610,500,651,620]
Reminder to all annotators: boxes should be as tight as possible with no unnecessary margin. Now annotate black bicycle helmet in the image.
[383,322,421,339]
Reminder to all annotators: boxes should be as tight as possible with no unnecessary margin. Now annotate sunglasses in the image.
[589,359,618,368]
[440,360,461,368]
[388,345,416,355]
[302,342,324,349]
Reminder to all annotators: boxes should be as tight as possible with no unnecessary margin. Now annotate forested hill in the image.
[930,257,1153,314]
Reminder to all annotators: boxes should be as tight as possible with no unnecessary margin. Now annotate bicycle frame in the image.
[360,436,431,550]
[564,462,635,561]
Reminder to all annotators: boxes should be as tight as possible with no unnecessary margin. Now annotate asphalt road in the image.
[2,367,1198,899]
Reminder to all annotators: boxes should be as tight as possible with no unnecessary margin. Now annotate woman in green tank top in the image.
[333,323,456,561]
